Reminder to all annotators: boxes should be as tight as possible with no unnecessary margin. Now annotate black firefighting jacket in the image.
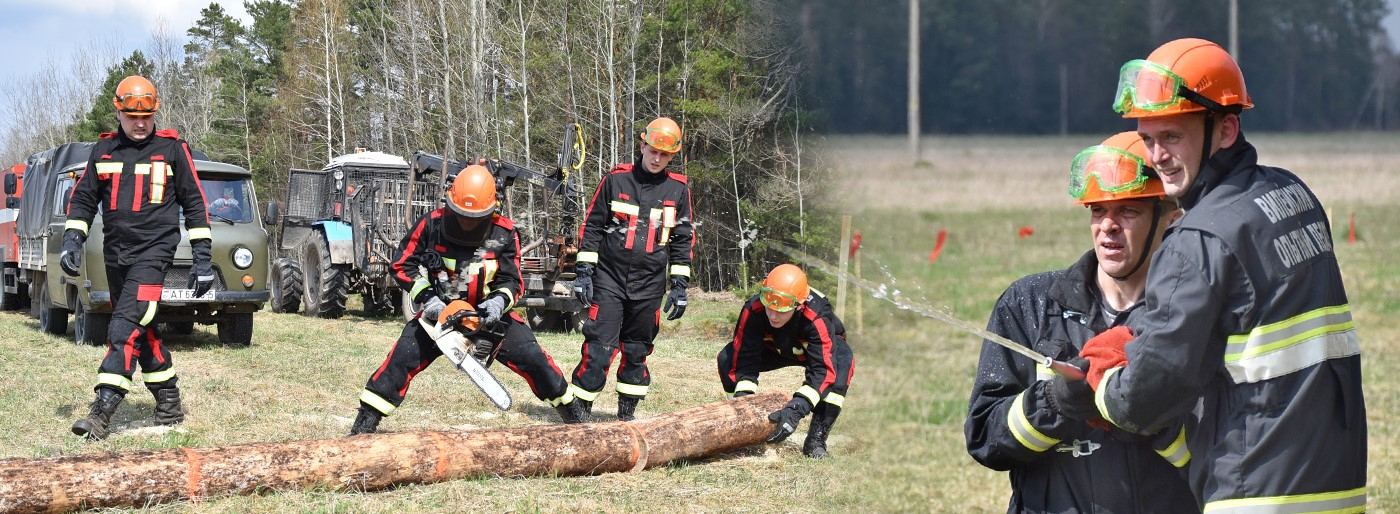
[66,128,210,264]
[725,291,851,406]
[576,163,694,300]
[965,251,1197,514]
[392,209,522,309]
[1098,134,1366,512]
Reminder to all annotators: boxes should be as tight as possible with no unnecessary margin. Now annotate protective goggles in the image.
[643,127,680,153]
[1068,145,1153,199]
[759,286,802,312]
[1111,59,1192,114]
[114,93,158,115]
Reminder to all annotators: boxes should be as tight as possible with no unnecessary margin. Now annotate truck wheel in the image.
[363,286,395,316]
[217,313,254,347]
[527,308,564,332]
[74,302,110,346]
[0,270,16,310]
[38,283,68,335]
[401,289,419,322]
[270,257,303,313]
[300,236,348,319]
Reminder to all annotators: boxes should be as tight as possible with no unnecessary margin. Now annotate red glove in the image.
[1080,326,1133,391]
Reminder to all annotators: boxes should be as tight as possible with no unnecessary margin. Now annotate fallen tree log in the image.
[0,390,787,513]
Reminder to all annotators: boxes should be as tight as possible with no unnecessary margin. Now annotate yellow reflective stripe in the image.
[151,162,168,183]
[134,163,152,175]
[577,251,599,264]
[662,206,676,227]
[493,287,516,309]
[734,380,759,393]
[65,219,90,234]
[483,260,498,286]
[188,227,212,240]
[1094,366,1126,427]
[610,201,639,216]
[359,390,396,415]
[97,373,133,392]
[1203,487,1366,514]
[409,279,431,300]
[822,392,845,407]
[138,301,159,326]
[648,209,662,221]
[443,257,458,271]
[569,384,602,402]
[1156,425,1191,468]
[1035,363,1054,382]
[670,265,691,278]
[616,382,649,397]
[142,368,176,384]
[545,388,576,407]
[792,345,806,356]
[95,162,123,175]
[794,385,820,406]
[1008,392,1058,452]
[1224,305,1360,383]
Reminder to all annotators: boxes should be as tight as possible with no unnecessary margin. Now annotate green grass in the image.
[0,132,1396,512]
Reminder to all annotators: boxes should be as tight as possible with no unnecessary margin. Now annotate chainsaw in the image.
[418,251,513,410]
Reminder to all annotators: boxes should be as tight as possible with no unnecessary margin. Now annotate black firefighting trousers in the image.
[569,290,661,401]
[94,258,176,395]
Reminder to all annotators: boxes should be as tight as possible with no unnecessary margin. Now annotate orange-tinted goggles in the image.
[759,286,802,312]
[115,93,158,115]
[643,127,680,153]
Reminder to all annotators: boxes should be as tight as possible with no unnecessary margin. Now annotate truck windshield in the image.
[202,178,253,223]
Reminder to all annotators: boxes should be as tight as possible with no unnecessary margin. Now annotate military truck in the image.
[14,142,271,346]
[0,163,29,311]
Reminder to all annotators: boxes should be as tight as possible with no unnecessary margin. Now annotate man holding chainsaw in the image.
[965,132,1196,512]
[569,117,695,422]
[717,264,853,459]
[350,164,586,434]
[1080,38,1365,510]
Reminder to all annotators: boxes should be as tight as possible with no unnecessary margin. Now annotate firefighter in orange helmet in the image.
[349,165,587,434]
[569,117,695,422]
[1083,38,1366,510]
[716,264,854,458]
[966,132,1195,512]
[66,75,211,440]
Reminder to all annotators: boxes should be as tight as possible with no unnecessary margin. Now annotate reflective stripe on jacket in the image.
[576,163,694,300]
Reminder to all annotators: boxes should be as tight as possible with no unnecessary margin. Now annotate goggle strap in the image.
[1177,86,1243,115]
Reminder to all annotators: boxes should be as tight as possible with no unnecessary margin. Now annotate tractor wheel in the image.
[362,286,395,316]
[217,313,254,347]
[269,257,303,313]
[526,308,565,332]
[400,289,419,322]
[74,302,110,346]
[300,236,348,319]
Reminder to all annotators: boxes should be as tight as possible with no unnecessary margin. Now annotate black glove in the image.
[573,263,594,306]
[766,396,814,443]
[662,277,687,321]
[479,294,507,326]
[1046,357,1097,422]
[59,229,87,277]
[189,239,215,297]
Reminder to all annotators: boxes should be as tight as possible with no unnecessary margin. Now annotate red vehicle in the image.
[1,164,26,310]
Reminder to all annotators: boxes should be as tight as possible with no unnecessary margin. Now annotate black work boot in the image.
[71,388,125,441]
[802,404,840,459]
[555,399,590,424]
[350,407,383,435]
[576,398,594,419]
[151,387,186,425]
[616,396,640,422]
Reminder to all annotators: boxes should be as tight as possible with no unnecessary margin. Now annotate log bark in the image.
[0,391,787,513]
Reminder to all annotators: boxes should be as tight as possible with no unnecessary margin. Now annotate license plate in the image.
[161,288,213,301]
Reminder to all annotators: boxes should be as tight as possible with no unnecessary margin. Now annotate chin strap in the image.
[1109,198,1165,282]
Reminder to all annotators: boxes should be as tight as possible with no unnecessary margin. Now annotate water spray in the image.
[771,242,1086,380]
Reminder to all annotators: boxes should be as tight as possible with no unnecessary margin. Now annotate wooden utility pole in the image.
[0,392,788,513]
[836,215,851,320]
[907,0,921,164]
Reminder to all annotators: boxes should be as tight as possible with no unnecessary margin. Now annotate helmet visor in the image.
[115,93,158,115]
[759,286,802,312]
[1112,60,1186,114]
[1068,145,1152,200]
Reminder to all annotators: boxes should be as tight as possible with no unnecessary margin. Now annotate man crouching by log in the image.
[716,264,855,458]
[348,165,589,434]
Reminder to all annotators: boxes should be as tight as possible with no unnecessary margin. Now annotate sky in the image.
[0,0,1397,142]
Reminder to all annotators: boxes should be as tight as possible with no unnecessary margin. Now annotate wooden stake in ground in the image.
[0,392,788,514]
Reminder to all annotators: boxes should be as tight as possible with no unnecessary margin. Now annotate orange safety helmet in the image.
[642,117,682,153]
[1113,38,1252,118]
[447,165,498,218]
[759,264,810,312]
[1069,132,1167,205]
[112,75,161,117]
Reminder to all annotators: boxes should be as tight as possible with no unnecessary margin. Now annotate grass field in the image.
[0,132,1396,512]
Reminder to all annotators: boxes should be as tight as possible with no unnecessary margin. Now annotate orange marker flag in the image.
[928,229,948,263]
[1018,226,1035,239]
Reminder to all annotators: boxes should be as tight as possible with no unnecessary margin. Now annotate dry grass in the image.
[0,132,1395,512]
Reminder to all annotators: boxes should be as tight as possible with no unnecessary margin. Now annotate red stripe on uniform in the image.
[506,361,539,395]
[137,284,163,302]
[132,170,144,211]
[147,328,166,364]
[393,213,436,284]
[807,313,839,393]
[727,303,757,383]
